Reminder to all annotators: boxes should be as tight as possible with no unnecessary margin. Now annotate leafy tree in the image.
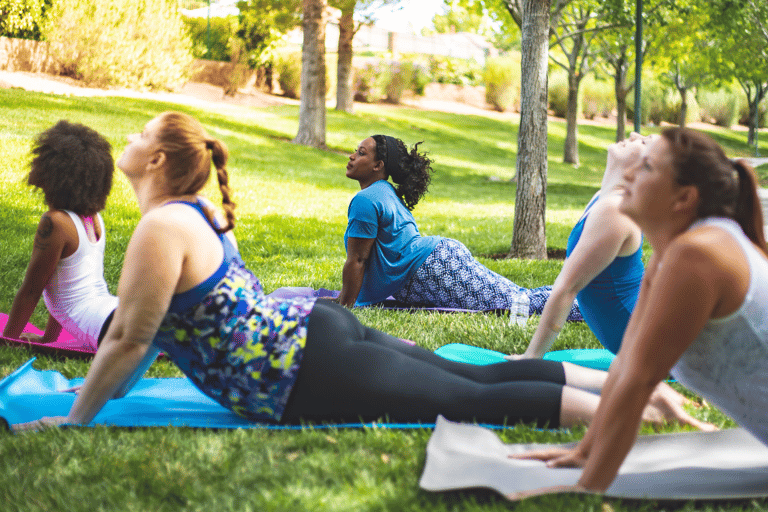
[595,0,677,140]
[331,0,398,113]
[294,0,328,148]
[0,0,50,40]
[705,0,768,146]
[432,0,487,34]
[548,1,605,165]
[647,1,718,129]
[236,0,302,68]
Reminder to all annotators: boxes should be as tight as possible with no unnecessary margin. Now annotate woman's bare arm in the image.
[338,236,375,308]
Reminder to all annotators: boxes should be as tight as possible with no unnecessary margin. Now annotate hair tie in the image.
[731,159,744,184]
[376,135,404,183]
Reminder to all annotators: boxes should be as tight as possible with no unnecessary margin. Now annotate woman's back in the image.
[672,217,768,444]
[566,195,643,354]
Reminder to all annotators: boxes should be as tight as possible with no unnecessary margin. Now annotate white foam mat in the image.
[419,416,768,500]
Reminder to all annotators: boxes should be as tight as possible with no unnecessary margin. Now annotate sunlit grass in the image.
[0,88,763,511]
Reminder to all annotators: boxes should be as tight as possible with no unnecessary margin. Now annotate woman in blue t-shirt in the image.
[339,135,581,322]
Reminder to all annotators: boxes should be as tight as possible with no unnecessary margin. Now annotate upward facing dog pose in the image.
[12,113,709,432]
[513,128,768,497]
[339,135,582,322]
[510,133,648,358]
[3,120,117,351]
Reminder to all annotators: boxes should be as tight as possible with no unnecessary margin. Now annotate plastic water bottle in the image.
[509,291,530,327]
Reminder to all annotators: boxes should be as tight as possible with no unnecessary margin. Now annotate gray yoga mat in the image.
[419,416,768,500]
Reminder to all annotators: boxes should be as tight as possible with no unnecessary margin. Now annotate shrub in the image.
[581,75,615,120]
[548,71,569,118]
[183,15,239,62]
[274,52,301,99]
[43,0,193,90]
[698,86,741,128]
[738,97,768,128]
[627,76,665,126]
[353,61,388,103]
[0,0,48,40]
[428,55,483,86]
[659,88,700,125]
[384,61,416,103]
[411,63,430,96]
[482,56,520,112]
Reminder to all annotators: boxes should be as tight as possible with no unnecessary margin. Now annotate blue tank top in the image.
[165,199,243,313]
[565,195,644,354]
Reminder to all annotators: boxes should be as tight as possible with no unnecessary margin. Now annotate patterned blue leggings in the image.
[392,239,582,321]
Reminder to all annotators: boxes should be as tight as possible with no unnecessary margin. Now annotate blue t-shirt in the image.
[566,195,644,354]
[345,180,440,306]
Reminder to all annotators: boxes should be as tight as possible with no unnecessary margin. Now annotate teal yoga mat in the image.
[434,343,615,371]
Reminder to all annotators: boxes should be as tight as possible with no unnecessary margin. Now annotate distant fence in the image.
[351,24,494,63]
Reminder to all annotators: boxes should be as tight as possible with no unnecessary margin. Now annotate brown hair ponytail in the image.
[662,127,768,255]
[733,159,767,255]
[156,112,236,234]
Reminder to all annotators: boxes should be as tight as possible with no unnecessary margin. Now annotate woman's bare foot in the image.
[644,385,717,431]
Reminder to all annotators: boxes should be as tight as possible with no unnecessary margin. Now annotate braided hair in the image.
[155,111,236,234]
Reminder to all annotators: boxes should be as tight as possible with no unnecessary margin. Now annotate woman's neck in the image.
[129,175,177,216]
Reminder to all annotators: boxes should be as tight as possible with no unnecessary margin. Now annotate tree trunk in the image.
[678,86,688,128]
[614,64,628,142]
[509,0,550,260]
[563,73,580,165]
[748,95,758,147]
[747,84,767,147]
[294,0,327,148]
[335,4,354,113]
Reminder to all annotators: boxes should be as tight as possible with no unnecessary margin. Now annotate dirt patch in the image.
[484,248,568,260]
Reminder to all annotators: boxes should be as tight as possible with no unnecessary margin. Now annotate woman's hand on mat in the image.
[510,446,587,468]
[506,484,591,501]
[504,353,530,361]
[12,416,70,433]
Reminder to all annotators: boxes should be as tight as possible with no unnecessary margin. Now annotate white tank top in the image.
[672,217,768,445]
[43,211,118,348]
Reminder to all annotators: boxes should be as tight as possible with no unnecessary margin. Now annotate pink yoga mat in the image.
[0,313,96,358]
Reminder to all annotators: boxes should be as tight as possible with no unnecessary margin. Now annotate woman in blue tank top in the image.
[509,133,648,358]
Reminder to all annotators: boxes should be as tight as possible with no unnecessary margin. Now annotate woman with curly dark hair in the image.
[339,135,580,323]
[3,120,118,351]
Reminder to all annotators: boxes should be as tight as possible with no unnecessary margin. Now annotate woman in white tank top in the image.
[3,120,118,351]
[510,127,768,497]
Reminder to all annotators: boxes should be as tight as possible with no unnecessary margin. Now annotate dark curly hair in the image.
[371,135,433,210]
[28,120,114,216]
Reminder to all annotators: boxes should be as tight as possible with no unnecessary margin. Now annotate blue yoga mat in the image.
[434,343,615,371]
[0,359,509,431]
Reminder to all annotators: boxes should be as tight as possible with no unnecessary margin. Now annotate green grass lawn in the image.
[1,88,766,511]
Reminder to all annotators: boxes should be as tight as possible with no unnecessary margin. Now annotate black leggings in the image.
[282,301,566,427]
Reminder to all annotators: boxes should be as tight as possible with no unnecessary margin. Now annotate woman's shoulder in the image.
[666,223,744,273]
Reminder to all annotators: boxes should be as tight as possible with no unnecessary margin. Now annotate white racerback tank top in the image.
[43,211,118,348]
[672,217,768,445]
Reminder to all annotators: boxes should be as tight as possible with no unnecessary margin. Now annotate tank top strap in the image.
[163,198,242,266]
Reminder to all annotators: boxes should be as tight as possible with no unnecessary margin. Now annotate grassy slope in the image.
[0,88,765,511]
